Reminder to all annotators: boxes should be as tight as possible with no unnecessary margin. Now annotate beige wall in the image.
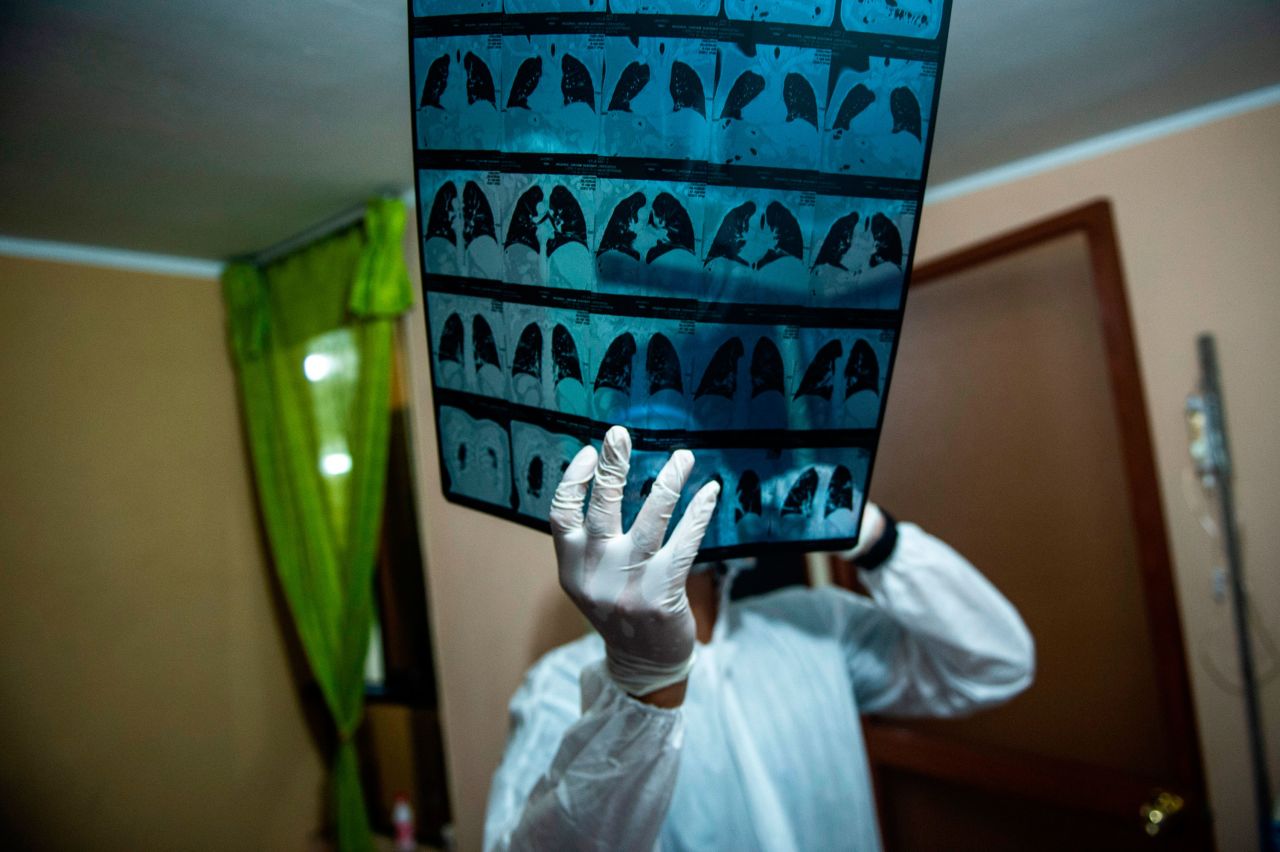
[0,257,325,850]
[915,103,1280,852]
[401,221,585,852]
[408,102,1280,852]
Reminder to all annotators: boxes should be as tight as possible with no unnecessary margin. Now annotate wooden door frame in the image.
[850,199,1209,836]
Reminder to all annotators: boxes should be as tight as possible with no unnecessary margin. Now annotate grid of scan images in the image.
[409,0,952,556]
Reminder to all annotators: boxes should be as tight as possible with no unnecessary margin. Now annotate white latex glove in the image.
[549,426,720,697]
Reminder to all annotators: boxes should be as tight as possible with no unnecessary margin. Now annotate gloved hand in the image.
[549,425,720,697]
[840,501,887,563]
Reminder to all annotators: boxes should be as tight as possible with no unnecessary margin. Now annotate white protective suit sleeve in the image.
[484,653,682,852]
[840,521,1036,716]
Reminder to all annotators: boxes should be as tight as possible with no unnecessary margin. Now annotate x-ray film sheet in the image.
[409,1,951,557]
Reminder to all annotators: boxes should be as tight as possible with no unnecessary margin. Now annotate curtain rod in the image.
[243,189,408,268]
[250,202,366,267]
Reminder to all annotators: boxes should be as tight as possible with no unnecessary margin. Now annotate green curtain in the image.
[222,198,413,852]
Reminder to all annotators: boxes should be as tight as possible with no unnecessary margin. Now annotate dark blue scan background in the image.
[409,0,952,557]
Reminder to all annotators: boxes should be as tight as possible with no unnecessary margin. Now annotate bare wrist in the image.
[634,679,687,708]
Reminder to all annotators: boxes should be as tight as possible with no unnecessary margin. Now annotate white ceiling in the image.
[1,0,1278,259]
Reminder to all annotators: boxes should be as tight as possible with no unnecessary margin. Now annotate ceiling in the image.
[1,0,1278,260]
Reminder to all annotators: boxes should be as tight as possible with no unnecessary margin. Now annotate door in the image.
[838,201,1211,850]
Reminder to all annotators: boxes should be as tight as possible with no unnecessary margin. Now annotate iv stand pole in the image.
[1196,333,1275,852]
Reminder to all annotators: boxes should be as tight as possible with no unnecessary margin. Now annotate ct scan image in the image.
[768,448,869,543]
[502,33,603,156]
[504,301,593,418]
[699,184,816,304]
[501,171,597,289]
[677,448,781,550]
[438,406,514,506]
[712,43,829,171]
[414,36,503,152]
[594,176,706,297]
[784,328,893,430]
[426,291,511,402]
[809,196,914,309]
[686,323,790,432]
[634,320,696,430]
[840,0,943,40]
[419,169,505,281]
[588,313,643,428]
[511,420,587,521]
[724,0,835,26]
[822,54,936,180]
[600,36,714,161]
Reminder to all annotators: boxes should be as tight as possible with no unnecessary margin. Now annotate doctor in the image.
[484,426,1035,851]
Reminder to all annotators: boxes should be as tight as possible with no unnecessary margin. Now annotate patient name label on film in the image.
[408,0,953,557]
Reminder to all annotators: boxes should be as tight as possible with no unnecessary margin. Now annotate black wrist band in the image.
[855,509,898,571]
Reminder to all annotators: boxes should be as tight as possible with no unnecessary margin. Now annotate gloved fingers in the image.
[549,443,599,536]
[629,449,694,558]
[663,479,721,581]
[837,501,885,562]
[586,425,631,538]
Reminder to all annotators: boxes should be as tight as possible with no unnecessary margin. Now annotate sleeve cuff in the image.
[582,660,684,720]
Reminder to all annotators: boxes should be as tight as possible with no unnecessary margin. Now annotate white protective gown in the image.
[484,523,1035,852]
